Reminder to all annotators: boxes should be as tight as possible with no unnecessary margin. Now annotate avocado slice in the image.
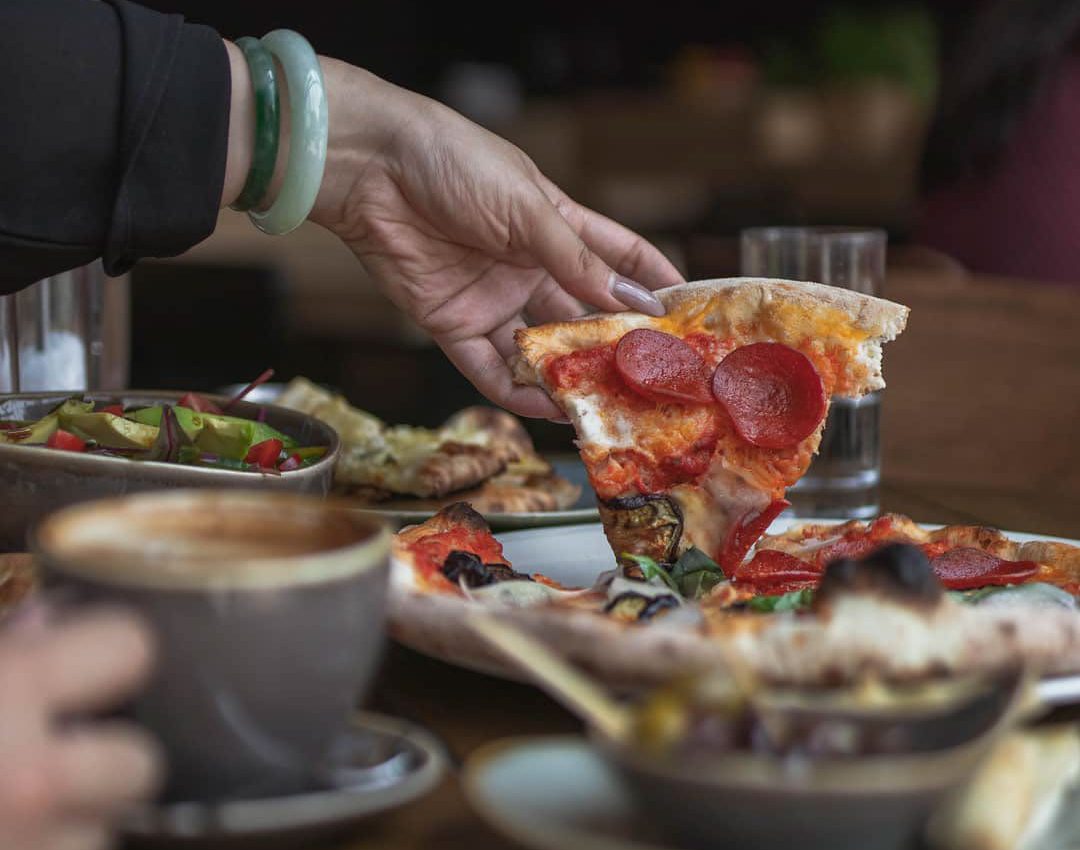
[65,412,158,450]
[0,412,60,445]
[130,405,206,442]
[194,416,260,461]
[130,406,294,450]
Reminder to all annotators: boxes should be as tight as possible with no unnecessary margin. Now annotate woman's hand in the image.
[0,608,162,850]
[314,61,684,418]
[223,47,684,418]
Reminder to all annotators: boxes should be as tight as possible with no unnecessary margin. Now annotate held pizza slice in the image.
[513,278,909,571]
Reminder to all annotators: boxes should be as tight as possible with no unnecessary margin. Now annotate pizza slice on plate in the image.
[513,278,908,571]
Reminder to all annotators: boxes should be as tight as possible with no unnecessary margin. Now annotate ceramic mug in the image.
[32,489,391,803]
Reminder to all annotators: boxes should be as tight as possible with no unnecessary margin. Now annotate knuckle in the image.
[576,242,595,277]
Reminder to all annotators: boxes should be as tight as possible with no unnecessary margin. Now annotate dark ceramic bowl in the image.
[0,391,339,551]
[596,680,1023,850]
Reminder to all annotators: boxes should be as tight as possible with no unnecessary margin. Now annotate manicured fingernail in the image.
[609,274,666,317]
[548,415,571,425]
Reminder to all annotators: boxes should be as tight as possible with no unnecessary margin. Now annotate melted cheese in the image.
[670,466,771,561]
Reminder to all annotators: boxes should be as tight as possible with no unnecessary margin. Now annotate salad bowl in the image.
[0,391,339,551]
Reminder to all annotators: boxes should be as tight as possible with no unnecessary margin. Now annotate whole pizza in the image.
[390,278,1080,686]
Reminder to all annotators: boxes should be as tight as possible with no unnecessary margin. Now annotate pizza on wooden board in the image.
[512,278,908,573]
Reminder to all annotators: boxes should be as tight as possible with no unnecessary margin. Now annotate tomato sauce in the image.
[683,332,735,365]
[407,528,507,588]
[543,331,834,500]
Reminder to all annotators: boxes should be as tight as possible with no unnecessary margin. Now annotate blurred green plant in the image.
[761,4,938,105]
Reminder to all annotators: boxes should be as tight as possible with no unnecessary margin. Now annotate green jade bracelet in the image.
[248,30,328,236]
[229,37,279,212]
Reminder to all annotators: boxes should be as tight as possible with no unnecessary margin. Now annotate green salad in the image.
[0,389,326,474]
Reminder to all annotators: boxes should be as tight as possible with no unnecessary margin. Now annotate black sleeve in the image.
[0,0,230,294]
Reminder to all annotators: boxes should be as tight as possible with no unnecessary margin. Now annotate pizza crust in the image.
[501,592,1080,689]
[513,277,909,397]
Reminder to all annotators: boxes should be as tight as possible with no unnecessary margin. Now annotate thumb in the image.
[523,196,666,317]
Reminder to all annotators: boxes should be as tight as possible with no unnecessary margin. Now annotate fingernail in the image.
[609,274,666,317]
[548,415,571,425]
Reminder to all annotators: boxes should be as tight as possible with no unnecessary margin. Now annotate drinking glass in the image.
[740,226,886,519]
[0,261,129,392]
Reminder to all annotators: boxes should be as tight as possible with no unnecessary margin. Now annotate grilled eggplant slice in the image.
[599,494,683,566]
[605,592,680,622]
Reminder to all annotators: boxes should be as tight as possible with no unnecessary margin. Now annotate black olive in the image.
[817,542,942,606]
[442,551,490,586]
[441,550,531,588]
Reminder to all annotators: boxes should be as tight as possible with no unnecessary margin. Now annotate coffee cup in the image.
[32,489,391,803]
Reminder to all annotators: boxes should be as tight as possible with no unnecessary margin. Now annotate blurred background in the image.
[109,1,1080,530]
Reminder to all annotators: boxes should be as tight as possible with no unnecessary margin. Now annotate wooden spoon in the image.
[467,611,632,741]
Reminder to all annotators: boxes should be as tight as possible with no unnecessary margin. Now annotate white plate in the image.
[497,519,1080,590]
[354,457,599,531]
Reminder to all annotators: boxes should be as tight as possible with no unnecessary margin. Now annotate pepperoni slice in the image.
[733,549,821,594]
[614,329,714,404]
[719,498,790,574]
[930,548,1039,591]
[711,343,826,449]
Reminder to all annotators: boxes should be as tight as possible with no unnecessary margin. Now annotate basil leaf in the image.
[748,588,815,612]
[670,547,724,581]
[678,570,726,599]
[947,586,1004,605]
[620,553,680,595]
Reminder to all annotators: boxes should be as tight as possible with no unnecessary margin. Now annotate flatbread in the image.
[377,471,580,514]
[927,726,1080,850]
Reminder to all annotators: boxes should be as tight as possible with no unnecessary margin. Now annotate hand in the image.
[222,47,684,419]
[0,607,162,850]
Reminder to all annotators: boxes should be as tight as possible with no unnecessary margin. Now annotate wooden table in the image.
[320,477,1080,850]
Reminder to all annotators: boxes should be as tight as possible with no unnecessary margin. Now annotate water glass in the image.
[0,262,128,393]
[740,227,886,519]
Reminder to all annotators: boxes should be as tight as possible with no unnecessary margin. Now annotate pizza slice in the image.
[513,278,908,571]
[740,515,1080,597]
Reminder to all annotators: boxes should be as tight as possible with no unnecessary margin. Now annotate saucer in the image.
[121,711,446,849]
[463,736,675,850]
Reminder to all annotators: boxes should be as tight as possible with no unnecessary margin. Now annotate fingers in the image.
[571,204,685,291]
[438,335,563,419]
[524,278,587,325]
[40,822,111,850]
[487,315,528,362]
[35,610,155,715]
[521,194,665,316]
[52,724,163,815]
